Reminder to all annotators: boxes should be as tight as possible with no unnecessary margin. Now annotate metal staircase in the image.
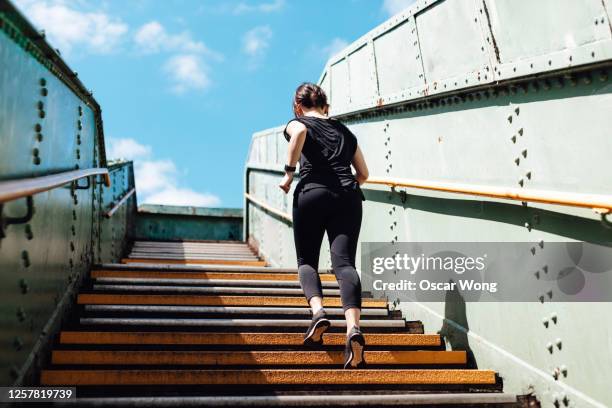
[38,241,528,407]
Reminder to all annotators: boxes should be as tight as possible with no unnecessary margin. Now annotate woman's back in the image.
[284,116,358,191]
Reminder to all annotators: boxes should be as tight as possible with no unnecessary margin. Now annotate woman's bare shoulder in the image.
[283,118,307,141]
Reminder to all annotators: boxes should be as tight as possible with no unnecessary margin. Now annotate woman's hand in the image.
[279,172,294,193]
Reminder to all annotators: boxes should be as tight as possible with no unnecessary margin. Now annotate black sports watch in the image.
[284,164,296,172]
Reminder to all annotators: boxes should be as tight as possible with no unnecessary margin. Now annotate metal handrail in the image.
[365,176,612,213]
[244,163,612,214]
[104,187,136,218]
[244,192,292,222]
[0,168,111,203]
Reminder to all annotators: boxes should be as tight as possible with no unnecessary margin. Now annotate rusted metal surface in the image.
[57,331,441,346]
[91,270,337,282]
[122,258,267,266]
[76,294,388,308]
[40,368,497,386]
[50,350,466,366]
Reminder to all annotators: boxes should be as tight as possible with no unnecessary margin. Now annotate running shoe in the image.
[303,309,331,345]
[343,326,366,369]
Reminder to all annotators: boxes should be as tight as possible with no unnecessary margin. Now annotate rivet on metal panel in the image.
[514,158,520,166]
[599,71,609,82]
[16,307,26,322]
[41,88,48,97]
[511,135,517,144]
[19,278,29,294]
[526,171,532,180]
[534,271,540,280]
[555,338,562,350]
[546,342,553,353]
[522,149,528,158]
[21,250,30,268]
[542,317,549,328]
[24,224,33,240]
[524,222,532,231]
[518,179,524,187]
[562,395,570,407]
[582,74,592,85]
[560,365,568,377]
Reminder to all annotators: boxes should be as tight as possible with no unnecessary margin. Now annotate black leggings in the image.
[292,186,363,311]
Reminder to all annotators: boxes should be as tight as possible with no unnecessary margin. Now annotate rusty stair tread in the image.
[96,263,332,274]
[82,305,388,316]
[129,247,257,253]
[122,258,267,266]
[92,270,337,281]
[127,253,261,260]
[90,284,341,296]
[40,369,497,385]
[49,393,520,407]
[92,277,339,287]
[132,241,253,246]
[50,350,467,365]
[78,318,406,328]
[59,332,441,346]
[77,294,387,307]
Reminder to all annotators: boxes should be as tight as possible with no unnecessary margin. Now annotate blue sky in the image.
[15,0,415,208]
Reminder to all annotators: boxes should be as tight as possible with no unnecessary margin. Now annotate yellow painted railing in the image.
[365,176,612,214]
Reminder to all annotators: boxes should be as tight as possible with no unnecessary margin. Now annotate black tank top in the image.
[283,116,365,200]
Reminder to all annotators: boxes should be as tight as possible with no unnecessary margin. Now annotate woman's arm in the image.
[351,144,369,185]
[279,120,307,193]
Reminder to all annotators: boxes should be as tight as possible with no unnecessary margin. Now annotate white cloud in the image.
[145,187,221,207]
[133,21,220,93]
[106,138,220,207]
[233,0,284,14]
[322,37,349,60]
[163,54,210,94]
[382,0,417,16]
[134,21,221,59]
[242,26,272,57]
[107,137,152,160]
[242,25,272,69]
[14,0,128,54]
